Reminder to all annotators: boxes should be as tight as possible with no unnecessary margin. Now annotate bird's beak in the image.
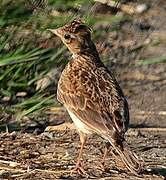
[47,28,61,37]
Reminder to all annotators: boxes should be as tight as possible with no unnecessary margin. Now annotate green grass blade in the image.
[136,56,166,66]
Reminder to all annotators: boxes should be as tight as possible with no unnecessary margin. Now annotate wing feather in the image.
[57,60,129,137]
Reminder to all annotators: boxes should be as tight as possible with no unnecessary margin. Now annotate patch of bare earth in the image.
[0,128,165,179]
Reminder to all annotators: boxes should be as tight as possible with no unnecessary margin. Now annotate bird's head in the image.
[48,19,93,55]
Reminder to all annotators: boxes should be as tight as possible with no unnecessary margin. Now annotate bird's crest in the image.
[62,19,90,33]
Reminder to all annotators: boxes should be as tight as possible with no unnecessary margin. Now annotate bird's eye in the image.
[64,34,70,39]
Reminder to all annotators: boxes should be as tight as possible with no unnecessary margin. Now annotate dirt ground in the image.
[0,128,165,179]
[0,0,166,179]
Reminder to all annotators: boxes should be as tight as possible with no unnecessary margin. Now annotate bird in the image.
[48,19,144,175]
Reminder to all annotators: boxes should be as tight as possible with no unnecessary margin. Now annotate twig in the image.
[94,0,135,14]
[35,168,71,174]
[45,122,76,132]
[133,128,166,132]
[0,159,20,167]
[0,156,12,160]
[134,111,166,116]
[0,166,25,173]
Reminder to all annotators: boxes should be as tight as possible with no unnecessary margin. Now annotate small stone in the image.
[9,161,19,167]
[136,4,149,14]
[20,150,30,158]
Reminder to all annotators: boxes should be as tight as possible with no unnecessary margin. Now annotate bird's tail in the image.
[110,140,144,175]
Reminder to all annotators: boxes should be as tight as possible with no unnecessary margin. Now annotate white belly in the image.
[67,109,92,134]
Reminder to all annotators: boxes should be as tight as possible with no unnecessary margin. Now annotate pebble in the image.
[9,161,19,167]
[136,4,149,14]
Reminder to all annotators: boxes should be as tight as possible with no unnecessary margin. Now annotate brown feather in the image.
[57,56,128,135]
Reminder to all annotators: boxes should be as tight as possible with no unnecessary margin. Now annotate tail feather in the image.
[111,140,144,175]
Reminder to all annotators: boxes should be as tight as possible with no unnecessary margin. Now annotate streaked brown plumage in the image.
[49,19,143,175]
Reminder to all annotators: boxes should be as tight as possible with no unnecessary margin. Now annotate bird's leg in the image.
[100,142,112,170]
[71,131,86,174]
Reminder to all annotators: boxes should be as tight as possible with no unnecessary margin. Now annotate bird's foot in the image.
[98,160,106,170]
[96,161,109,172]
[70,161,86,175]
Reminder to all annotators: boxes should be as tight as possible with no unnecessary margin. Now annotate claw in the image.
[70,161,86,175]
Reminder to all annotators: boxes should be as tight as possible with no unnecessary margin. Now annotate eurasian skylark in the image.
[49,19,143,175]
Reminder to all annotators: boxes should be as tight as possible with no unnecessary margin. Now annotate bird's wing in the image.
[57,64,129,138]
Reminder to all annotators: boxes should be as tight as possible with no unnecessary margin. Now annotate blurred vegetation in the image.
[0,0,127,125]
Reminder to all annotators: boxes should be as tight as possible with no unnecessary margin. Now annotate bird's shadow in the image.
[145,167,166,177]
